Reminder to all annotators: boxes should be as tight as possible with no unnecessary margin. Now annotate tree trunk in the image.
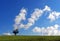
[15,33,16,36]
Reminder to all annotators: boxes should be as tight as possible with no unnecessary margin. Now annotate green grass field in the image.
[0,36,60,41]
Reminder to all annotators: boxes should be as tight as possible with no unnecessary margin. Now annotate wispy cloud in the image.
[3,32,12,35]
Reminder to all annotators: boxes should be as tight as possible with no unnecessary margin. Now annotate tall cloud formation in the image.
[33,24,60,36]
[14,5,51,30]
[14,8,44,30]
[14,8,27,30]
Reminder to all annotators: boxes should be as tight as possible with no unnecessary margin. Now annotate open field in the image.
[0,36,60,41]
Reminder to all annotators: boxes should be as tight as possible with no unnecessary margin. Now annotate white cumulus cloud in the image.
[14,5,51,30]
[14,8,44,30]
[14,8,27,30]
[24,8,43,29]
[43,5,51,11]
[33,27,41,33]
[32,24,60,36]
[48,11,60,21]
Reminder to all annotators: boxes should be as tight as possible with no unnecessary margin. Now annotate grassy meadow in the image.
[0,36,60,41]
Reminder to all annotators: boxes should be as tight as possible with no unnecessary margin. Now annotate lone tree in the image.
[13,29,19,35]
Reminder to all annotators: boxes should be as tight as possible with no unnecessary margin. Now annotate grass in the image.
[0,36,60,41]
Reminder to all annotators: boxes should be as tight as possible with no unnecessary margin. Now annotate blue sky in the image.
[0,0,60,35]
